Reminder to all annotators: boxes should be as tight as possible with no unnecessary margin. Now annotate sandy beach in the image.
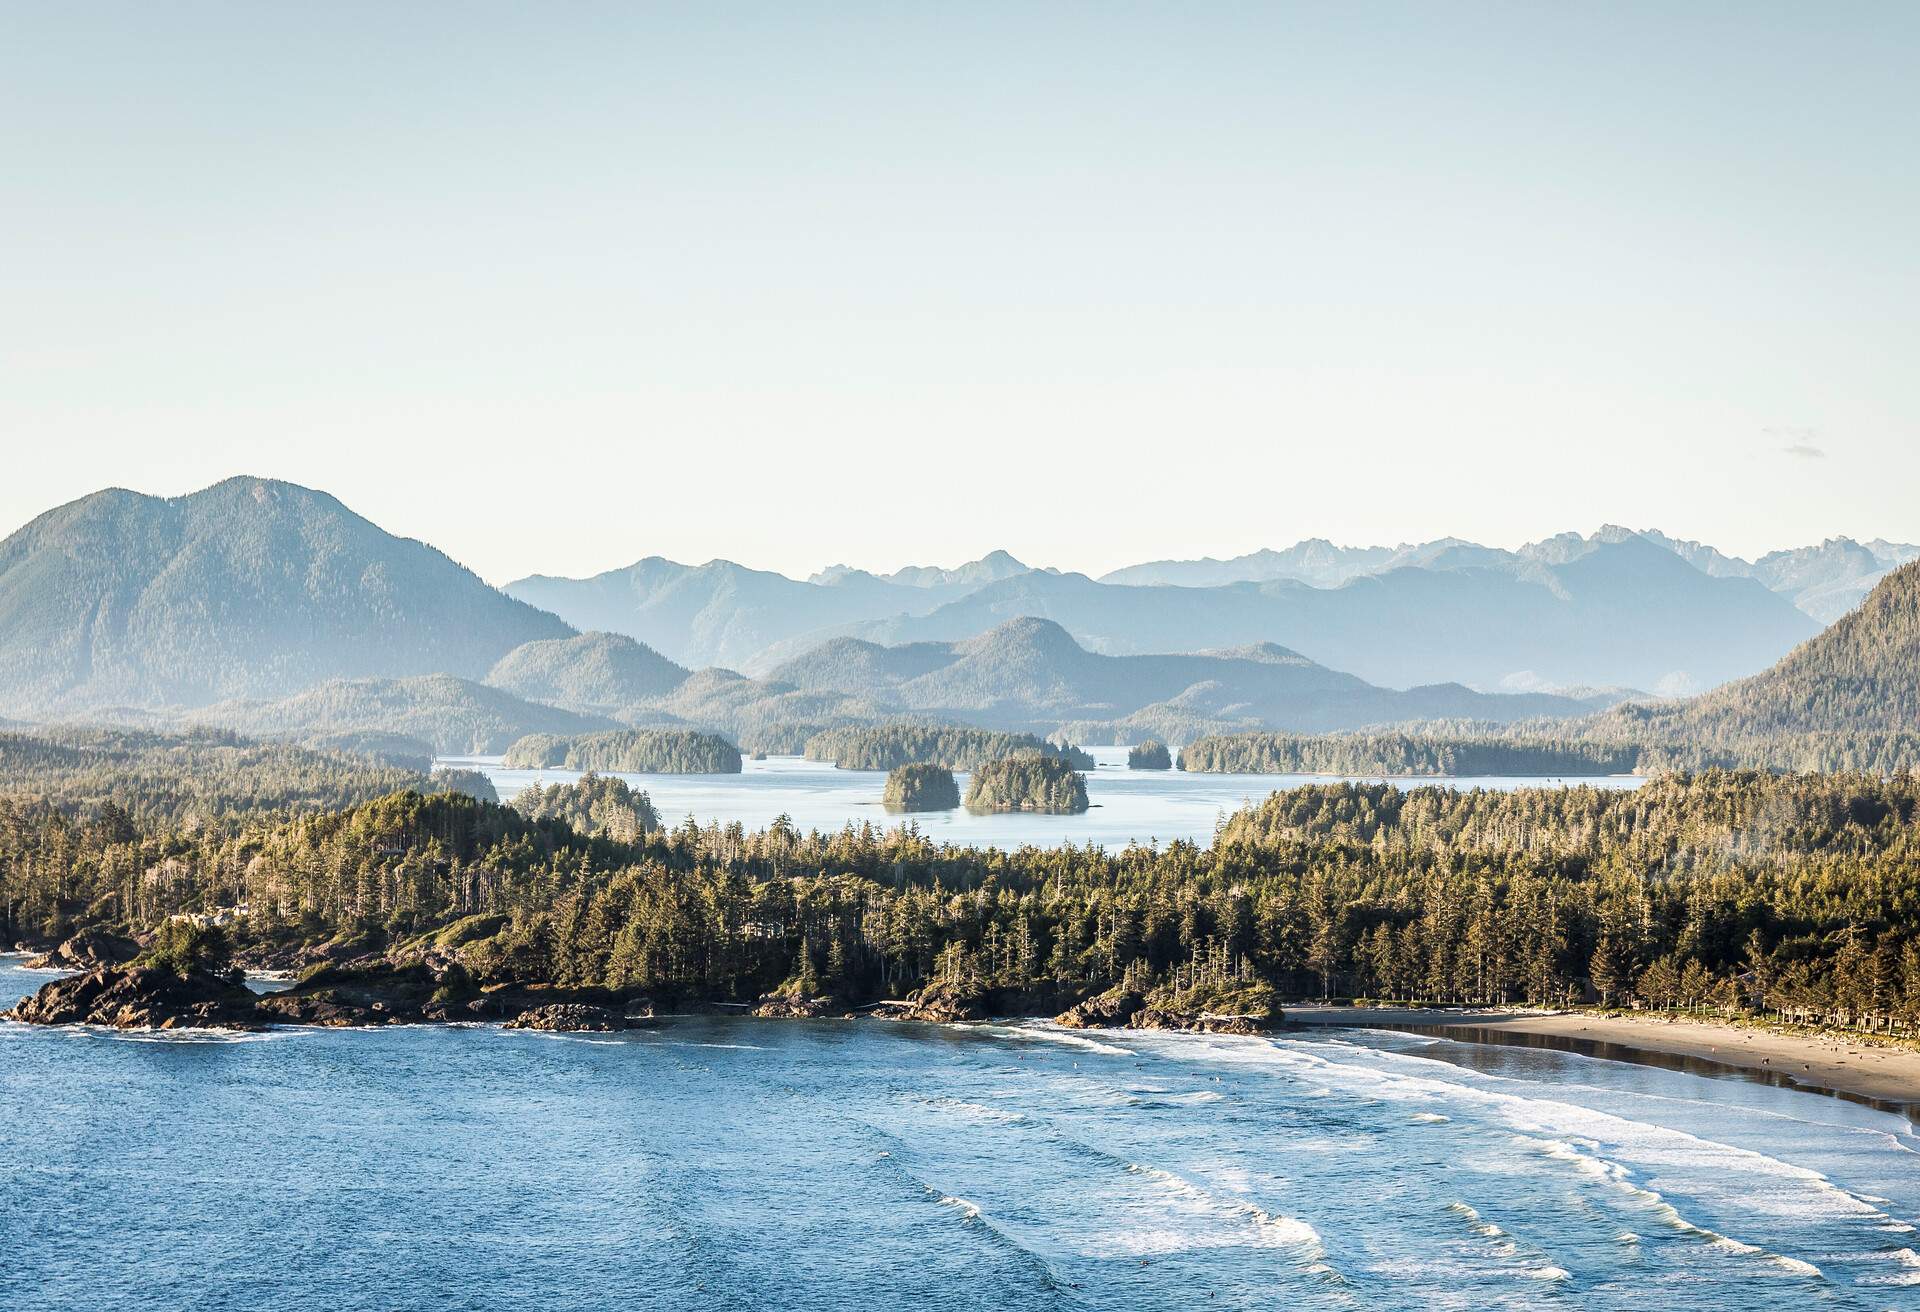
[1285,1004,1920,1110]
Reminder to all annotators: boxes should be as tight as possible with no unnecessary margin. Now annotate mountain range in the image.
[507,534,1869,694]
[0,476,1909,760]
[745,538,1817,695]
[1104,526,1918,625]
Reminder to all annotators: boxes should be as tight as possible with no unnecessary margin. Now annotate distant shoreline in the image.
[1285,1004,1920,1114]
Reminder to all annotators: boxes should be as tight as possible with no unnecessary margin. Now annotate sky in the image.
[2,2,1916,584]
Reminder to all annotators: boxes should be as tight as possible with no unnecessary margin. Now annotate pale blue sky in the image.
[3,3,1915,582]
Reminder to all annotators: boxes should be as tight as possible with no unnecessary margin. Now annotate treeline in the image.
[508,774,659,843]
[1179,731,1640,777]
[805,723,1093,772]
[0,727,428,828]
[502,729,742,774]
[964,754,1089,814]
[1179,726,1920,779]
[4,771,1919,1036]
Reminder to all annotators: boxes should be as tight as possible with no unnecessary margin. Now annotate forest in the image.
[883,764,959,813]
[5,764,1916,1036]
[0,727,429,828]
[501,729,742,774]
[963,754,1089,814]
[804,723,1094,772]
[1179,731,1640,777]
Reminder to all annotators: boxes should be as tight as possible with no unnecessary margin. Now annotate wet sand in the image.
[1285,1004,1920,1111]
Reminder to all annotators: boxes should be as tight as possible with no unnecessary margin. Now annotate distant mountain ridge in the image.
[0,477,571,716]
[759,538,1815,696]
[763,616,1601,738]
[1108,526,1918,625]
[513,528,1871,693]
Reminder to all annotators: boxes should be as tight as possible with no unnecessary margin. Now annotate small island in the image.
[806,723,1093,772]
[883,762,960,812]
[502,728,742,774]
[963,753,1088,814]
[1127,739,1172,770]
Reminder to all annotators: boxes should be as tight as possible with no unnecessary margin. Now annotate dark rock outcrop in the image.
[889,979,991,1023]
[253,958,441,1026]
[6,965,258,1030]
[1055,983,1282,1034]
[505,1004,625,1032]
[751,994,835,1019]
[24,930,140,972]
[1055,989,1146,1029]
[1130,1008,1278,1035]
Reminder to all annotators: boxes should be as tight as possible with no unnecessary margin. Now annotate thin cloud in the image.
[1760,426,1826,461]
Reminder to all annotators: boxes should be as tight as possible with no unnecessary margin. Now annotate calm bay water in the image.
[442,746,1644,850]
[4,960,1916,1311]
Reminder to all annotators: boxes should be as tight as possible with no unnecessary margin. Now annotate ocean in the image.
[3,960,1915,1310]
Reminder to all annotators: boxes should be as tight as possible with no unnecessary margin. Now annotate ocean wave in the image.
[1100,1162,1327,1261]
[995,1021,1135,1056]
[1239,1034,1908,1244]
[936,1193,981,1221]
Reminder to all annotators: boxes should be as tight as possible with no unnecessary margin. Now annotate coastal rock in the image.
[5,964,258,1030]
[890,980,991,1023]
[24,930,140,972]
[751,994,835,1019]
[253,958,439,1026]
[505,1003,625,1032]
[1130,1008,1278,1035]
[1055,989,1146,1029]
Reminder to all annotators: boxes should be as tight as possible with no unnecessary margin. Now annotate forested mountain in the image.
[185,675,621,756]
[768,617,1597,738]
[1208,563,1920,779]
[1600,560,1920,756]
[485,632,688,712]
[0,478,572,716]
[776,541,1812,695]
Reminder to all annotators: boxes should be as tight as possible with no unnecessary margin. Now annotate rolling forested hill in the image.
[768,617,1600,737]
[0,477,571,715]
[1597,560,1920,767]
[485,632,689,712]
[185,675,622,756]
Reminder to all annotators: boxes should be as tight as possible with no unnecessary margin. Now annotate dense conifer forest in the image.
[3,769,1917,1035]
[805,724,1094,772]
[507,774,660,843]
[963,754,1090,814]
[1127,740,1172,770]
[0,728,428,827]
[501,729,742,774]
[883,764,960,812]
[1179,732,1641,777]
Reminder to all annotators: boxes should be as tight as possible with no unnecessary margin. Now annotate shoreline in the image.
[7,953,1917,1116]
[1285,1004,1920,1113]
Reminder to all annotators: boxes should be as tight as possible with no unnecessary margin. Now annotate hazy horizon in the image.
[4,471,1916,589]
[5,3,1918,580]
